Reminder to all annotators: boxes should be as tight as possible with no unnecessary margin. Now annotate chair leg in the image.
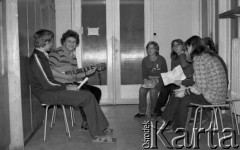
[229,103,235,131]
[238,115,240,135]
[233,103,240,135]
[44,105,50,142]
[212,108,220,145]
[199,107,203,129]
[61,105,71,139]
[185,107,192,129]
[50,105,57,128]
[191,106,201,146]
[146,92,151,118]
[217,107,225,137]
[70,106,75,127]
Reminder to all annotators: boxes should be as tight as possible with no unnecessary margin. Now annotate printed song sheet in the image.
[161,65,186,86]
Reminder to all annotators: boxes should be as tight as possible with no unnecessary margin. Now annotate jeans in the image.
[139,86,161,114]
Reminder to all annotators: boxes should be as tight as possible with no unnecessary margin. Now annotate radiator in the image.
[231,38,240,115]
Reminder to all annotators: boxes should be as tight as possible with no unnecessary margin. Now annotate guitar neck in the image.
[64,66,94,75]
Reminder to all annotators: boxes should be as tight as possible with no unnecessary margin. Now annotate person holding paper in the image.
[158,35,227,132]
[153,39,194,117]
[134,41,168,118]
[49,30,102,130]
[28,29,116,143]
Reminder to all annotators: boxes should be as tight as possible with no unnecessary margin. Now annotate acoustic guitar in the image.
[54,63,106,83]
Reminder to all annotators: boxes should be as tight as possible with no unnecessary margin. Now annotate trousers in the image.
[39,89,108,137]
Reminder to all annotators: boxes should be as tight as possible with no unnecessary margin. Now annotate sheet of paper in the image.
[160,65,186,86]
[78,77,89,90]
[87,27,99,36]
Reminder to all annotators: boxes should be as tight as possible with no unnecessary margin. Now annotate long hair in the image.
[34,29,54,48]
[60,30,80,45]
[170,39,185,60]
[202,37,218,54]
[146,41,159,55]
[185,35,206,58]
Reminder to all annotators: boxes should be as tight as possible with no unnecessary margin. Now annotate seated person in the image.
[153,39,194,117]
[202,37,228,86]
[28,29,116,143]
[49,30,102,130]
[134,41,168,118]
[159,35,228,132]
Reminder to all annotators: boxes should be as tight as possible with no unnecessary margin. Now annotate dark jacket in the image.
[28,49,66,99]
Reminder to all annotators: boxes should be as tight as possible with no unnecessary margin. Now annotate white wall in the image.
[55,0,82,66]
[152,0,201,70]
[55,0,72,47]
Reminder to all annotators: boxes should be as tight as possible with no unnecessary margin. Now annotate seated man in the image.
[28,29,116,143]
[48,29,102,130]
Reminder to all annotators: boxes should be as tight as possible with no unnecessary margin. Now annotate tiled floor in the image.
[24,105,240,150]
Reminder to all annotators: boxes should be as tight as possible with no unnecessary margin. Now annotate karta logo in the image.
[142,120,239,149]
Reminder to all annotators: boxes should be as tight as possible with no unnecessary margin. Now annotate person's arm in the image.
[161,57,168,73]
[51,68,76,82]
[178,53,191,69]
[182,78,195,87]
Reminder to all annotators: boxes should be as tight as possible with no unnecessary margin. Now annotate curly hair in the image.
[34,29,54,48]
[60,30,80,45]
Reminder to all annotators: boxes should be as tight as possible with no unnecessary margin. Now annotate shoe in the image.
[134,113,145,118]
[104,128,113,135]
[92,135,117,143]
[81,121,88,130]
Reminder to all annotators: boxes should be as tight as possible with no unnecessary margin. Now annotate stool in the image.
[51,105,76,128]
[226,99,240,135]
[42,104,71,142]
[187,103,231,145]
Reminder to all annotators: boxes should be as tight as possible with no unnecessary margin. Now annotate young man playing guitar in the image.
[49,30,103,130]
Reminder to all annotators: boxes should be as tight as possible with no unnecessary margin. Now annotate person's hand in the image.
[86,67,97,76]
[174,85,187,98]
[143,79,149,85]
[175,90,185,98]
[174,80,182,86]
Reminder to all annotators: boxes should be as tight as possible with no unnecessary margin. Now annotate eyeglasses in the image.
[173,43,181,47]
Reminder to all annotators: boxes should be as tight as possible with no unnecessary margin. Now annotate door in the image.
[80,0,145,104]
[0,0,10,149]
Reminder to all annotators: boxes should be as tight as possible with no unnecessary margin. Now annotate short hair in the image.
[170,39,185,60]
[185,35,205,58]
[34,29,54,48]
[146,41,159,55]
[60,30,80,45]
[202,37,218,54]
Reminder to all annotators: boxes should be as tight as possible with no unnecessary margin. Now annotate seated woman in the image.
[28,29,116,143]
[160,35,228,132]
[134,41,168,118]
[202,37,229,86]
[153,39,194,117]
